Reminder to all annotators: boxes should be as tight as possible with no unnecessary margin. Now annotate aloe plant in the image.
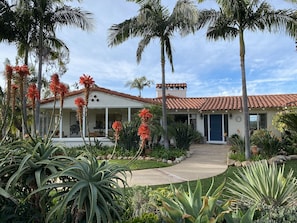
[31,154,130,223]
[226,160,297,208]
[159,179,232,223]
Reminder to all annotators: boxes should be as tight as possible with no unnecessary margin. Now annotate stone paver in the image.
[126,144,229,186]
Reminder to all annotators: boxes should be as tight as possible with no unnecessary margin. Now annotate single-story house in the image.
[40,83,297,147]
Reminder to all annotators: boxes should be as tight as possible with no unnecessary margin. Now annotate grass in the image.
[109,159,171,170]
[109,156,297,193]
[149,160,297,192]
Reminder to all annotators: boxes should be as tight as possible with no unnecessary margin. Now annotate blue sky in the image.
[1,0,297,98]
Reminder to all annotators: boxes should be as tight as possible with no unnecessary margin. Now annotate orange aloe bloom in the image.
[58,83,68,107]
[74,97,85,129]
[14,65,30,77]
[27,83,40,105]
[5,65,13,78]
[112,121,122,132]
[138,123,150,141]
[58,82,68,98]
[49,73,60,95]
[74,97,86,108]
[79,74,94,89]
[112,121,122,140]
[138,108,153,122]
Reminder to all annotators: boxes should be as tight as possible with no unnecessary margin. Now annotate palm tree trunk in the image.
[36,18,44,136]
[239,29,251,159]
[161,39,169,149]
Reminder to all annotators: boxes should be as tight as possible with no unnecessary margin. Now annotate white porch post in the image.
[82,107,86,137]
[128,107,131,122]
[105,108,109,137]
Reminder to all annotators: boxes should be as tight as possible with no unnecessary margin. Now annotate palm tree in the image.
[108,0,198,149]
[197,0,293,159]
[0,0,17,43]
[15,0,93,133]
[125,76,154,97]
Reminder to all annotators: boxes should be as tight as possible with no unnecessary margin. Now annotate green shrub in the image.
[169,122,203,150]
[254,205,297,223]
[228,134,244,153]
[126,213,160,223]
[150,146,186,160]
[250,129,281,156]
[118,121,140,151]
[229,151,246,162]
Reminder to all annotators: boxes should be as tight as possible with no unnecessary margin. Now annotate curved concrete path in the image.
[127,144,229,186]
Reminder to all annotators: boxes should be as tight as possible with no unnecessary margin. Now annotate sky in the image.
[1,0,297,98]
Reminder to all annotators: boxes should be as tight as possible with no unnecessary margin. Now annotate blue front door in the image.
[210,114,222,141]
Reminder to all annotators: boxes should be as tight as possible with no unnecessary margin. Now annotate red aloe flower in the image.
[14,65,30,77]
[49,73,60,96]
[112,121,122,132]
[112,121,122,141]
[75,97,86,107]
[27,83,40,106]
[58,82,68,107]
[138,108,153,122]
[138,123,150,141]
[58,82,68,98]
[74,97,86,131]
[79,74,94,89]
[5,65,13,78]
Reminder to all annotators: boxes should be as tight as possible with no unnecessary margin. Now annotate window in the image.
[249,113,267,130]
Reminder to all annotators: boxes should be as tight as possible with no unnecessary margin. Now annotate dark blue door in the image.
[210,115,222,141]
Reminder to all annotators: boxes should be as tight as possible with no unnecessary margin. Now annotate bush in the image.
[228,134,244,153]
[254,205,297,223]
[118,121,140,151]
[169,122,203,150]
[250,129,281,156]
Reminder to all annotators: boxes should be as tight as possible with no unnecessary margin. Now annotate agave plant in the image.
[0,138,67,222]
[226,160,297,208]
[159,180,232,223]
[31,154,130,223]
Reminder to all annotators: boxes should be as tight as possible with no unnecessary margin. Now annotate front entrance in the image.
[210,114,223,141]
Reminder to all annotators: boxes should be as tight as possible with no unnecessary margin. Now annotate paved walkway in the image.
[126,144,229,186]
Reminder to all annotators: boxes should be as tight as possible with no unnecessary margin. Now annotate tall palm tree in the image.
[16,0,94,133]
[125,76,154,97]
[108,0,198,149]
[197,0,293,159]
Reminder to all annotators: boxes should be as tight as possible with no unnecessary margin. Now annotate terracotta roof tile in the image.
[200,94,297,111]
[152,94,297,111]
[40,86,155,105]
[41,85,297,112]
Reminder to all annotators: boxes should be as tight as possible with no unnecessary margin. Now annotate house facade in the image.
[40,83,297,147]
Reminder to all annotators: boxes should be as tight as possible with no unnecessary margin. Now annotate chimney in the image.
[156,83,187,98]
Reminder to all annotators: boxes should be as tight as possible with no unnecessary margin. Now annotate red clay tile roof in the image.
[41,85,297,112]
[198,94,297,111]
[153,94,297,111]
[40,86,155,105]
[156,83,187,89]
